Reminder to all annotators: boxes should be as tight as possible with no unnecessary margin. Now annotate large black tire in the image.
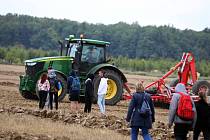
[36,73,67,102]
[93,69,123,105]
[56,73,67,101]
[169,78,179,87]
[20,91,38,100]
[192,80,210,96]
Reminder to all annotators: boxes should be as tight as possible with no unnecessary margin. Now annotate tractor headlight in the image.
[25,62,37,66]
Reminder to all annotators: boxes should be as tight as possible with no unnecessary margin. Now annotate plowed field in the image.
[0,64,194,140]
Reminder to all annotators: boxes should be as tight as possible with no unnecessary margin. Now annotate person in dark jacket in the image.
[126,82,155,140]
[193,87,210,140]
[84,74,94,113]
[67,70,80,112]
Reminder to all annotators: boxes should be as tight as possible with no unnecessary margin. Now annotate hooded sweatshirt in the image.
[168,83,197,128]
[97,77,108,95]
[48,69,56,78]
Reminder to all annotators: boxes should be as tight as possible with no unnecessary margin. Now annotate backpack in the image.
[177,92,195,121]
[49,78,58,92]
[71,76,80,91]
[138,93,152,118]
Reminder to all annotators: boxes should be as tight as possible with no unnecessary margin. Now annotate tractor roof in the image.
[65,38,111,46]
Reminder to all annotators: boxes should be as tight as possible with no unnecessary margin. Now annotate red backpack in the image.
[177,92,195,121]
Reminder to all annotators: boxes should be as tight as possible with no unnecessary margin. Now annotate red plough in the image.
[123,52,210,105]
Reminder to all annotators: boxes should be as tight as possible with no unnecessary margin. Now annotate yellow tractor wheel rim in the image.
[106,79,117,100]
[58,88,62,96]
[57,82,62,96]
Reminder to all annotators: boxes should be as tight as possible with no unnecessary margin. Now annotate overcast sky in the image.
[1,0,210,31]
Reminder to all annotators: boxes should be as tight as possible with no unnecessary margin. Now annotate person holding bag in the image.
[126,82,155,140]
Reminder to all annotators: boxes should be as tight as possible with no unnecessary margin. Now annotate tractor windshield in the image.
[81,45,105,63]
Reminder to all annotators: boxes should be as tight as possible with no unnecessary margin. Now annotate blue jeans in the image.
[97,94,105,114]
[131,127,152,140]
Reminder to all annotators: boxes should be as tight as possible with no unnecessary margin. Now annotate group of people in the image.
[168,83,210,140]
[38,67,59,110]
[38,68,210,140]
[66,69,108,115]
[126,82,210,140]
[37,67,108,116]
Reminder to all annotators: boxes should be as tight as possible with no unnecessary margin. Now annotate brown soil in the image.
[0,64,195,140]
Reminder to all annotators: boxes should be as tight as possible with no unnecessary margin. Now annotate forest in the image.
[0,13,210,76]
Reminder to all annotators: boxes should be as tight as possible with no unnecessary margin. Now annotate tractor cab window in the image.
[81,45,105,63]
[68,44,79,57]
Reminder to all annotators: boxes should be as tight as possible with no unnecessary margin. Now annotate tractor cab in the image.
[60,35,111,73]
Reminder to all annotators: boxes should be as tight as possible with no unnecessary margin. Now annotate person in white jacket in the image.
[97,70,108,115]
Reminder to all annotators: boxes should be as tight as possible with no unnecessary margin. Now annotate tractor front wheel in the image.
[20,91,38,100]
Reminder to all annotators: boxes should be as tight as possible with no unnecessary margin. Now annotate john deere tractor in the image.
[19,35,128,105]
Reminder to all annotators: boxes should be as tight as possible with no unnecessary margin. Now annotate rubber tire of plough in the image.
[169,78,179,87]
[192,80,210,96]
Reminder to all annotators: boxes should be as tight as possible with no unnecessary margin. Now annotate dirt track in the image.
[0,64,194,140]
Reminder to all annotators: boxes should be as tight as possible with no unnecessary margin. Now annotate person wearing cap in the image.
[48,67,59,110]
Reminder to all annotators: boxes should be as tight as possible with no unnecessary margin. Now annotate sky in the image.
[0,0,210,31]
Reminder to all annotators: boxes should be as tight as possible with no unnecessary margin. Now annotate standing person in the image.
[126,82,155,140]
[48,67,59,110]
[97,70,108,116]
[37,73,50,109]
[84,74,94,113]
[193,87,210,140]
[168,83,197,140]
[67,70,80,112]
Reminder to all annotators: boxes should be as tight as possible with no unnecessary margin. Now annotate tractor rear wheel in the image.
[93,69,123,105]
[192,80,210,96]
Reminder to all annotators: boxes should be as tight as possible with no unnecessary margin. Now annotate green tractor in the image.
[19,35,129,105]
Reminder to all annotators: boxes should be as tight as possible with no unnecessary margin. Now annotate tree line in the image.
[0,46,209,76]
[0,13,210,61]
[0,13,210,76]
